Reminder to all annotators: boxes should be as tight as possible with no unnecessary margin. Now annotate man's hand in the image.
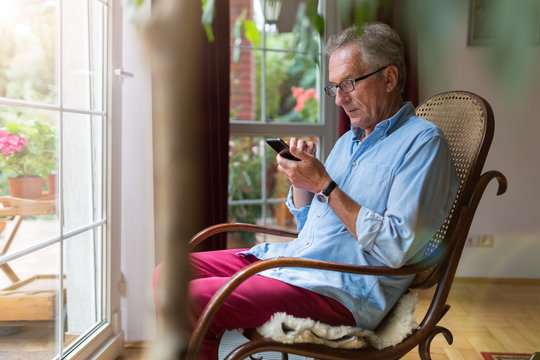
[276,137,361,239]
[276,137,332,207]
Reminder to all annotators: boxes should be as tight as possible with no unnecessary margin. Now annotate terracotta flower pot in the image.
[46,174,57,198]
[7,176,45,199]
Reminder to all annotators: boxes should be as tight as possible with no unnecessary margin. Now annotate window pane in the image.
[229,0,259,47]
[62,113,104,232]
[62,0,106,111]
[266,30,320,53]
[265,155,289,200]
[0,106,60,255]
[0,215,59,260]
[63,227,104,350]
[266,201,296,230]
[264,50,320,123]
[230,48,261,121]
[0,244,61,355]
[0,105,59,188]
[229,136,267,201]
[0,1,58,105]
[227,204,262,248]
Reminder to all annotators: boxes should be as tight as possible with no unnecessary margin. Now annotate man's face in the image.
[328,44,394,134]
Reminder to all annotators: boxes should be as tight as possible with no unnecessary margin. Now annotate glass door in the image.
[0,0,108,357]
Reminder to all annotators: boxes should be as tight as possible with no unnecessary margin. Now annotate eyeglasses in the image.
[324,65,389,97]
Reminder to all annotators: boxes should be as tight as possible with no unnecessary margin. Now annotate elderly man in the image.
[155,22,459,359]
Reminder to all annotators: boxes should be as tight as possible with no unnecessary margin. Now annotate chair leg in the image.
[418,326,453,360]
[246,352,288,360]
[0,263,20,283]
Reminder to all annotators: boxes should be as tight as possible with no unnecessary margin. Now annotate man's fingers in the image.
[289,144,308,160]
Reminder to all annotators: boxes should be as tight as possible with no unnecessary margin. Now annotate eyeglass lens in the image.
[324,65,388,97]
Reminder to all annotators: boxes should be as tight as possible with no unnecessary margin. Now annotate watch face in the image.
[316,193,328,204]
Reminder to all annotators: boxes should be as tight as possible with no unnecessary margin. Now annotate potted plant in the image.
[0,120,56,199]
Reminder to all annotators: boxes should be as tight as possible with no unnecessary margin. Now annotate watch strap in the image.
[322,180,337,196]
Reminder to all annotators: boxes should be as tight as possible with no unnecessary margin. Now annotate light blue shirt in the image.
[243,103,459,329]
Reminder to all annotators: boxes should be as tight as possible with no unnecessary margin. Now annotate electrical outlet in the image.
[478,234,494,247]
[465,234,494,247]
[466,235,477,246]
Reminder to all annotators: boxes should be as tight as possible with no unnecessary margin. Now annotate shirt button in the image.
[352,162,357,167]
[304,241,310,246]
[317,213,321,218]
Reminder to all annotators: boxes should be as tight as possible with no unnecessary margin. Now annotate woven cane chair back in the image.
[411,91,492,287]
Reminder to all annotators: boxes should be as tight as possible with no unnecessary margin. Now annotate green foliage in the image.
[228,137,267,241]
[255,37,319,123]
[290,1,322,66]
[228,136,293,242]
[232,10,261,62]
[228,137,269,203]
[0,2,56,104]
[201,0,216,42]
[0,120,56,178]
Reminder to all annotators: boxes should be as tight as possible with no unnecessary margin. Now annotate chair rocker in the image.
[186,91,508,360]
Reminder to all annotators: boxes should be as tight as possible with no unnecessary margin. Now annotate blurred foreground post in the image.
[143,0,202,358]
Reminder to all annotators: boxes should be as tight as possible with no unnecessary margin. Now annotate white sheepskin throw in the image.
[256,292,418,349]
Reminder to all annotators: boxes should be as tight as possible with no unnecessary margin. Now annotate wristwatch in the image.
[316,180,337,204]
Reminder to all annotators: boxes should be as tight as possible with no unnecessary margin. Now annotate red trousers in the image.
[153,249,355,359]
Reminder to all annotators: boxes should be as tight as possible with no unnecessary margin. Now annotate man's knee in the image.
[189,278,220,305]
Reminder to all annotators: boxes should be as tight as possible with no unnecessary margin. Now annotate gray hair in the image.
[325,23,406,92]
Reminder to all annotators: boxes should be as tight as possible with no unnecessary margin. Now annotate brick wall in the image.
[230,0,256,121]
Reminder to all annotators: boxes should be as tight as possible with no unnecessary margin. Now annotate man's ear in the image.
[383,65,399,93]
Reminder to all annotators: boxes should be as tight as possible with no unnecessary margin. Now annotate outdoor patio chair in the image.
[186,90,508,360]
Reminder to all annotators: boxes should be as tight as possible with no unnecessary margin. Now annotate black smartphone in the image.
[266,138,300,161]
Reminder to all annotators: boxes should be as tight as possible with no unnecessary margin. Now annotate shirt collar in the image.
[351,102,415,142]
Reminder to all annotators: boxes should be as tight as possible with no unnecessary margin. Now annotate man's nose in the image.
[334,88,349,106]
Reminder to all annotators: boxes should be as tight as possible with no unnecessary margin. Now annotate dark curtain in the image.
[193,0,230,251]
[338,0,418,136]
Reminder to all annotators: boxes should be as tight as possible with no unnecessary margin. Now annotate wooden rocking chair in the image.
[186,91,508,360]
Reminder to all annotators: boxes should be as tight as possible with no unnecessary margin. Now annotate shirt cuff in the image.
[355,206,383,251]
[286,186,310,230]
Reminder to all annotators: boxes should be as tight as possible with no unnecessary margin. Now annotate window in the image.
[0,0,113,357]
[228,0,338,247]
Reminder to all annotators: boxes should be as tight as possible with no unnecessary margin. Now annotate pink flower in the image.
[291,87,319,112]
[294,98,306,111]
[291,86,304,99]
[304,88,317,98]
[0,132,28,155]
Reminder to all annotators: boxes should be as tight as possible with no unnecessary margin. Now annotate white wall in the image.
[413,0,540,278]
[118,0,156,340]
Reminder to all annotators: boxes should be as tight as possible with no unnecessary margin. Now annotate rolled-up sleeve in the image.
[285,186,311,232]
[355,207,383,251]
[354,134,458,268]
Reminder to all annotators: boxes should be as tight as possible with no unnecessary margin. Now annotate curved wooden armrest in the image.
[189,222,298,250]
[465,170,507,208]
[186,257,429,359]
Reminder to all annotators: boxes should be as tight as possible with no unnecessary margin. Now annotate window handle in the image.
[114,67,134,78]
